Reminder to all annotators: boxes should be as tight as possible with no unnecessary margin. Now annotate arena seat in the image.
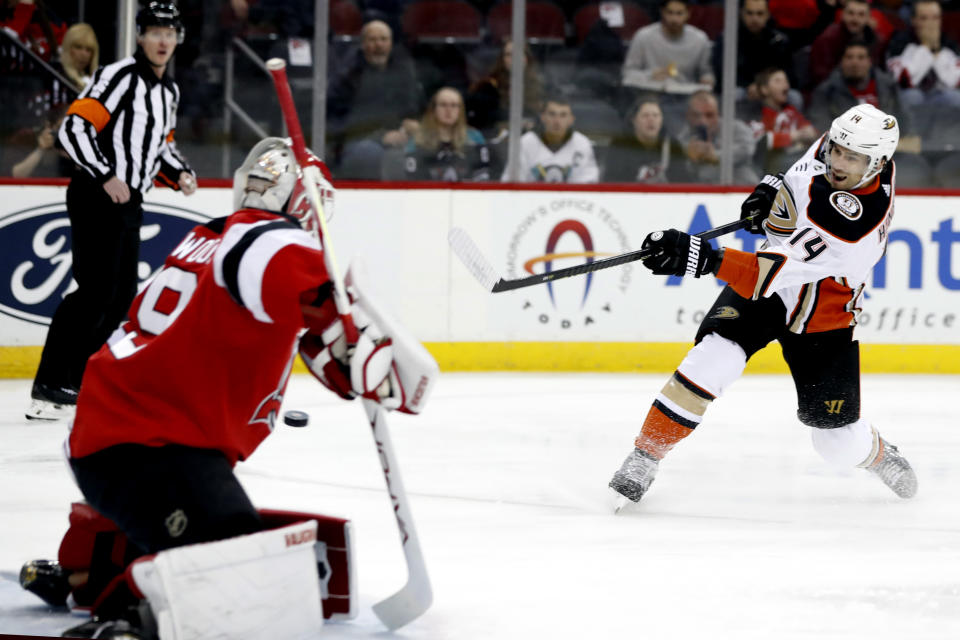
[402,0,484,45]
[573,1,650,44]
[487,2,567,45]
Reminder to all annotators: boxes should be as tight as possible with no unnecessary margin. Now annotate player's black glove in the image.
[640,229,719,278]
[740,173,783,235]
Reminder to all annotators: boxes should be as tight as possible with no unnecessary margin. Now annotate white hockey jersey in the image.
[502,130,600,184]
[717,135,895,334]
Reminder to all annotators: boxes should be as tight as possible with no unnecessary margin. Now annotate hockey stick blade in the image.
[449,216,755,293]
[364,400,433,630]
[448,227,501,292]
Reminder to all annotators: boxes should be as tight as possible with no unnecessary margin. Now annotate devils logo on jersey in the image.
[249,345,298,431]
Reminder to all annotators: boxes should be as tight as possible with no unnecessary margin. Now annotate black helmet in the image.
[136,2,184,44]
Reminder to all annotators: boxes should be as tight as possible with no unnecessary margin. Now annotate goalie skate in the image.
[865,439,918,499]
[609,448,659,504]
[20,559,71,607]
[61,616,148,639]
[26,384,78,421]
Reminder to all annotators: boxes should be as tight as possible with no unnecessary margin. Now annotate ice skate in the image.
[26,383,78,421]
[865,439,918,499]
[20,559,71,607]
[61,617,144,639]
[609,448,659,507]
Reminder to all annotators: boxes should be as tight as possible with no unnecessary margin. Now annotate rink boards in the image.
[0,182,957,374]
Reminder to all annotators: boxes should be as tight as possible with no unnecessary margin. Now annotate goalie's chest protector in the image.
[68,209,328,464]
[760,139,894,334]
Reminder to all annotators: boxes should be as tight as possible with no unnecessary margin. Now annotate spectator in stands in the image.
[404,87,490,182]
[808,0,887,89]
[808,39,921,151]
[745,67,819,172]
[10,110,69,177]
[575,14,626,103]
[621,0,714,132]
[502,96,599,183]
[605,97,688,183]
[326,19,422,179]
[767,0,838,50]
[676,90,759,184]
[712,0,796,99]
[0,0,66,62]
[466,38,544,139]
[886,0,960,113]
[56,22,98,91]
[229,0,314,39]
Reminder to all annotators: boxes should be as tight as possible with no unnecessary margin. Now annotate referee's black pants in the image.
[34,172,143,391]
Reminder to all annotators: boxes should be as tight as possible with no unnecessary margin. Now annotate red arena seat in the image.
[401,0,484,45]
[488,2,567,46]
[573,2,651,44]
[687,3,724,41]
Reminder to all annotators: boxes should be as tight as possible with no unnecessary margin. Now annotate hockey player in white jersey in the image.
[610,103,918,506]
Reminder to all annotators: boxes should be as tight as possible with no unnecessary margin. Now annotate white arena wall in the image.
[1,181,958,375]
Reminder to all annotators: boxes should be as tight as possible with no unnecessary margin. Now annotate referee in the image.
[28,2,197,420]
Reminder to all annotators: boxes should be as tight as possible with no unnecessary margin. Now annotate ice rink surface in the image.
[1,372,958,639]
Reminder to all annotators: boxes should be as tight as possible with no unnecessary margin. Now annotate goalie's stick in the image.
[449,216,755,293]
[266,58,432,630]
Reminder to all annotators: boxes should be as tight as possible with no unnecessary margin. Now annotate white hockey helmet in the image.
[233,137,335,238]
[826,104,899,188]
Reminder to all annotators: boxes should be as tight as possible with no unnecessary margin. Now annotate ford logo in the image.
[0,202,211,325]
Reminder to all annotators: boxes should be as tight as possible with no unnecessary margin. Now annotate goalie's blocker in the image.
[299,264,439,415]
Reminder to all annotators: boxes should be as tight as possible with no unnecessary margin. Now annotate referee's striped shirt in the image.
[58,49,193,194]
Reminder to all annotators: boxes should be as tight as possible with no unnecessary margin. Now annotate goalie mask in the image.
[825,104,899,189]
[233,137,335,239]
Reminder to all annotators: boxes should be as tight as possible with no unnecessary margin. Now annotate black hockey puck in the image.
[283,410,309,427]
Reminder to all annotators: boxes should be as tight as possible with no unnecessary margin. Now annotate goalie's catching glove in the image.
[739,173,782,234]
[640,229,719,278]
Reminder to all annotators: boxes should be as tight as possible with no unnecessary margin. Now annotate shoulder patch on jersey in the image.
[807,175,891,242]
[828,191,862,219]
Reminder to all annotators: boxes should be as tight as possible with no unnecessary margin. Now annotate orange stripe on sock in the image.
[634,404,695,460]
[67,98,111,133]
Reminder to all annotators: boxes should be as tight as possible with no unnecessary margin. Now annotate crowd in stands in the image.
[6,0,960,187]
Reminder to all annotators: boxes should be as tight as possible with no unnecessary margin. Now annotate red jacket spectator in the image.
[808,0,887,89]
[1,0,67,62]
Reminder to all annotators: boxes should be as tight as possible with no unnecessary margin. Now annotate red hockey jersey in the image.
[67,209,329,464]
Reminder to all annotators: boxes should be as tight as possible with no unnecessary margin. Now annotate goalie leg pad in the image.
[47,502,140,611]
[129,521,323,640]
[257,509,356,620]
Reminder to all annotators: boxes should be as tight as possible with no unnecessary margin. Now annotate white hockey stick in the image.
[363,399,433,629]
[266,58,431,629]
